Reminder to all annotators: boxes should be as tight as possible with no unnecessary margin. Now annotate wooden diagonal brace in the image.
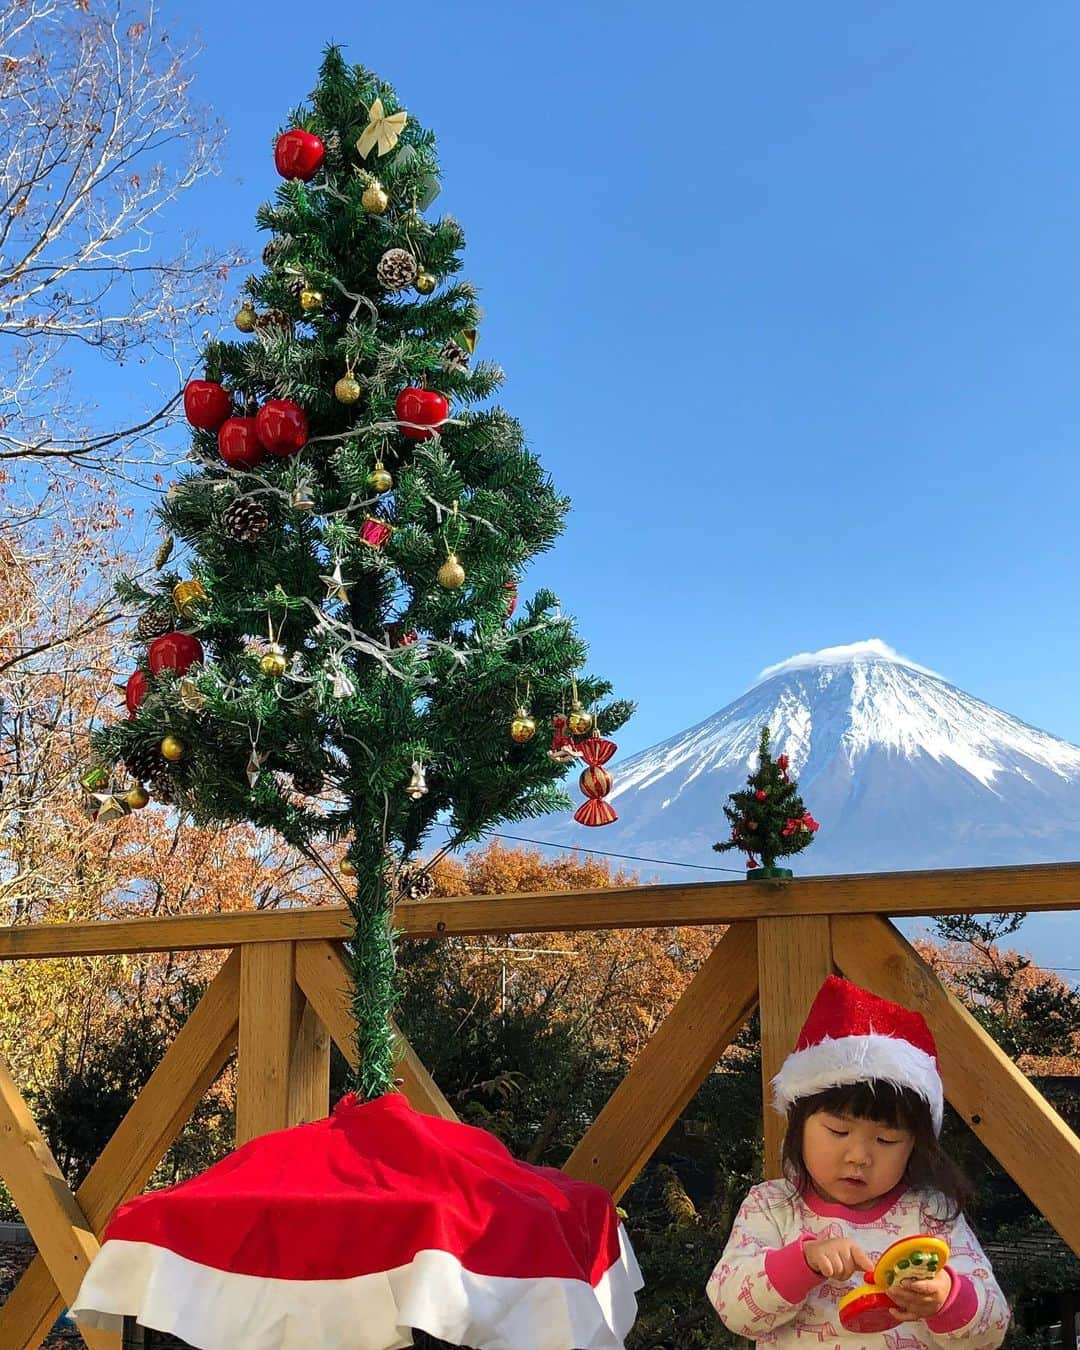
[563,922,758,1200]
[0,950,241,1350]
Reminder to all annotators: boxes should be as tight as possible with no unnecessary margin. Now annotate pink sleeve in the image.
[926,1268,979,1334]
[764,1237,821,1303]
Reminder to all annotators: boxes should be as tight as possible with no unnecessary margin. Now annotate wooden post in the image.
[833,914,1080,1257]
[294,939,459,1121]
[287,1000,331,1125]
[563,922,758,1200]
[236,941,303,1145]
[757,915,833,1179]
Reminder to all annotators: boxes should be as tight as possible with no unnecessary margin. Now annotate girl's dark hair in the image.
[780,1080,973,1221]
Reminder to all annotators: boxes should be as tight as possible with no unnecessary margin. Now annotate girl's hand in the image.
[889,1269,952,1321]
[803,1238,874,1281]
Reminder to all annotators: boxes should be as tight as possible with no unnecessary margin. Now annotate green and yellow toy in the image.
[838,1236,950,1333]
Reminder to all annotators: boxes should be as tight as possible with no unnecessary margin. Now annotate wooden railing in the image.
[1,861,1079,1349]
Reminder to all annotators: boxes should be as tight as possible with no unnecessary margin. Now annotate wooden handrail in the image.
[1,860,1078,959]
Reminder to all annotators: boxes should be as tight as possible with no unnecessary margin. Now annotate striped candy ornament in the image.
[574,736,618,827]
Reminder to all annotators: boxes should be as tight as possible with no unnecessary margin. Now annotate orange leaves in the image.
[427,840,721,1063]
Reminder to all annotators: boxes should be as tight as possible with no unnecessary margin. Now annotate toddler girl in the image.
[707,976,1009,1348]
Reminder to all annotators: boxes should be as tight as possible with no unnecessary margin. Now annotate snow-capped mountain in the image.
[543,640,1080,970]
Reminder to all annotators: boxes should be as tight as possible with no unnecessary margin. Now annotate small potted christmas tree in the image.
[713,727,819,879]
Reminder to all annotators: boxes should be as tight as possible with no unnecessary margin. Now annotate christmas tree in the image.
[713,727,819,878]
[89,47,632,1099]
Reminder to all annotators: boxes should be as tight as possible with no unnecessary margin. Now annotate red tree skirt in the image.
[72,1092,641,1350]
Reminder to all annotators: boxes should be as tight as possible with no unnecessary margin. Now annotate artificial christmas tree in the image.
[73,47,637,1350]
[712,726,819,878]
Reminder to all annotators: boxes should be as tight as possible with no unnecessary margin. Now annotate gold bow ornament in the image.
[357,99,408,158]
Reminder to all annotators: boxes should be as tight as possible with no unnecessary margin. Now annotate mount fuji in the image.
[542,641,1080,973]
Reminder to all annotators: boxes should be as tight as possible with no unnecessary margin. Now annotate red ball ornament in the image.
[273,129,324,181]
[217,417,265,470]
[395,387,449,442]
[755,789,767,801]
[148,631,205,677]
[125,670,148,717]
[255,400,308,457]
[184,380,232,432]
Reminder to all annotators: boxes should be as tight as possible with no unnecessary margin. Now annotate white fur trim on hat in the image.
[771,1032,944,1134]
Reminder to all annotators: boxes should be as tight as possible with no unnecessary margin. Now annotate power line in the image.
[433,823,746,875]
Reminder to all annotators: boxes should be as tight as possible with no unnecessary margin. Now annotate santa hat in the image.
[771,976,944,1135]
[72,1092,641,1350]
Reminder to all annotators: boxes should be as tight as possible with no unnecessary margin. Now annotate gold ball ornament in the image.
[415,270,437,295]
[361,181,390,214]
[260,643,289,678]
[567,706,594,736]
[234,301,257,333]
[510,709,537,744]
[437,554,466,589]
[334,373,362,404]
[172,578,208,618]
[299,287,323,313]
[367,463,393,494]
[339,858,357,877]
[160,735,185,762]
[124,784,151,810]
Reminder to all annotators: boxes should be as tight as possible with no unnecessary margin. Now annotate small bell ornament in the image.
[437,554,465,589]
[361,180,390,214]
[260,643,288,678]
[367,462,393,494]
[291,483,317,512]
[574,737,618,827]
[568,702,594,736]
[510,708,536,744]
[334,371,362,404]
[405,760,428,800]
[160,735,185,763]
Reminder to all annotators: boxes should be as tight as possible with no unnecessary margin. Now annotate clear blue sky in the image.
[96,0,1080,760]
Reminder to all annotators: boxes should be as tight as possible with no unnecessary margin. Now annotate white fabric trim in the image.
[771,1033,944,1133]
[72,1227,643,1350]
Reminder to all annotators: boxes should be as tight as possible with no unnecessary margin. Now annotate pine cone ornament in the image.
[254,308,291,332]
[262,237,288,267]
[221,497,270,543]
[122,742,162,783]
[377,248,418,293]
[398,864,435,902]
[440,340,469,372]
[321,128,342,161]
[291,767,325,795]
[134,601,175,643]
[150,766,175,805]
